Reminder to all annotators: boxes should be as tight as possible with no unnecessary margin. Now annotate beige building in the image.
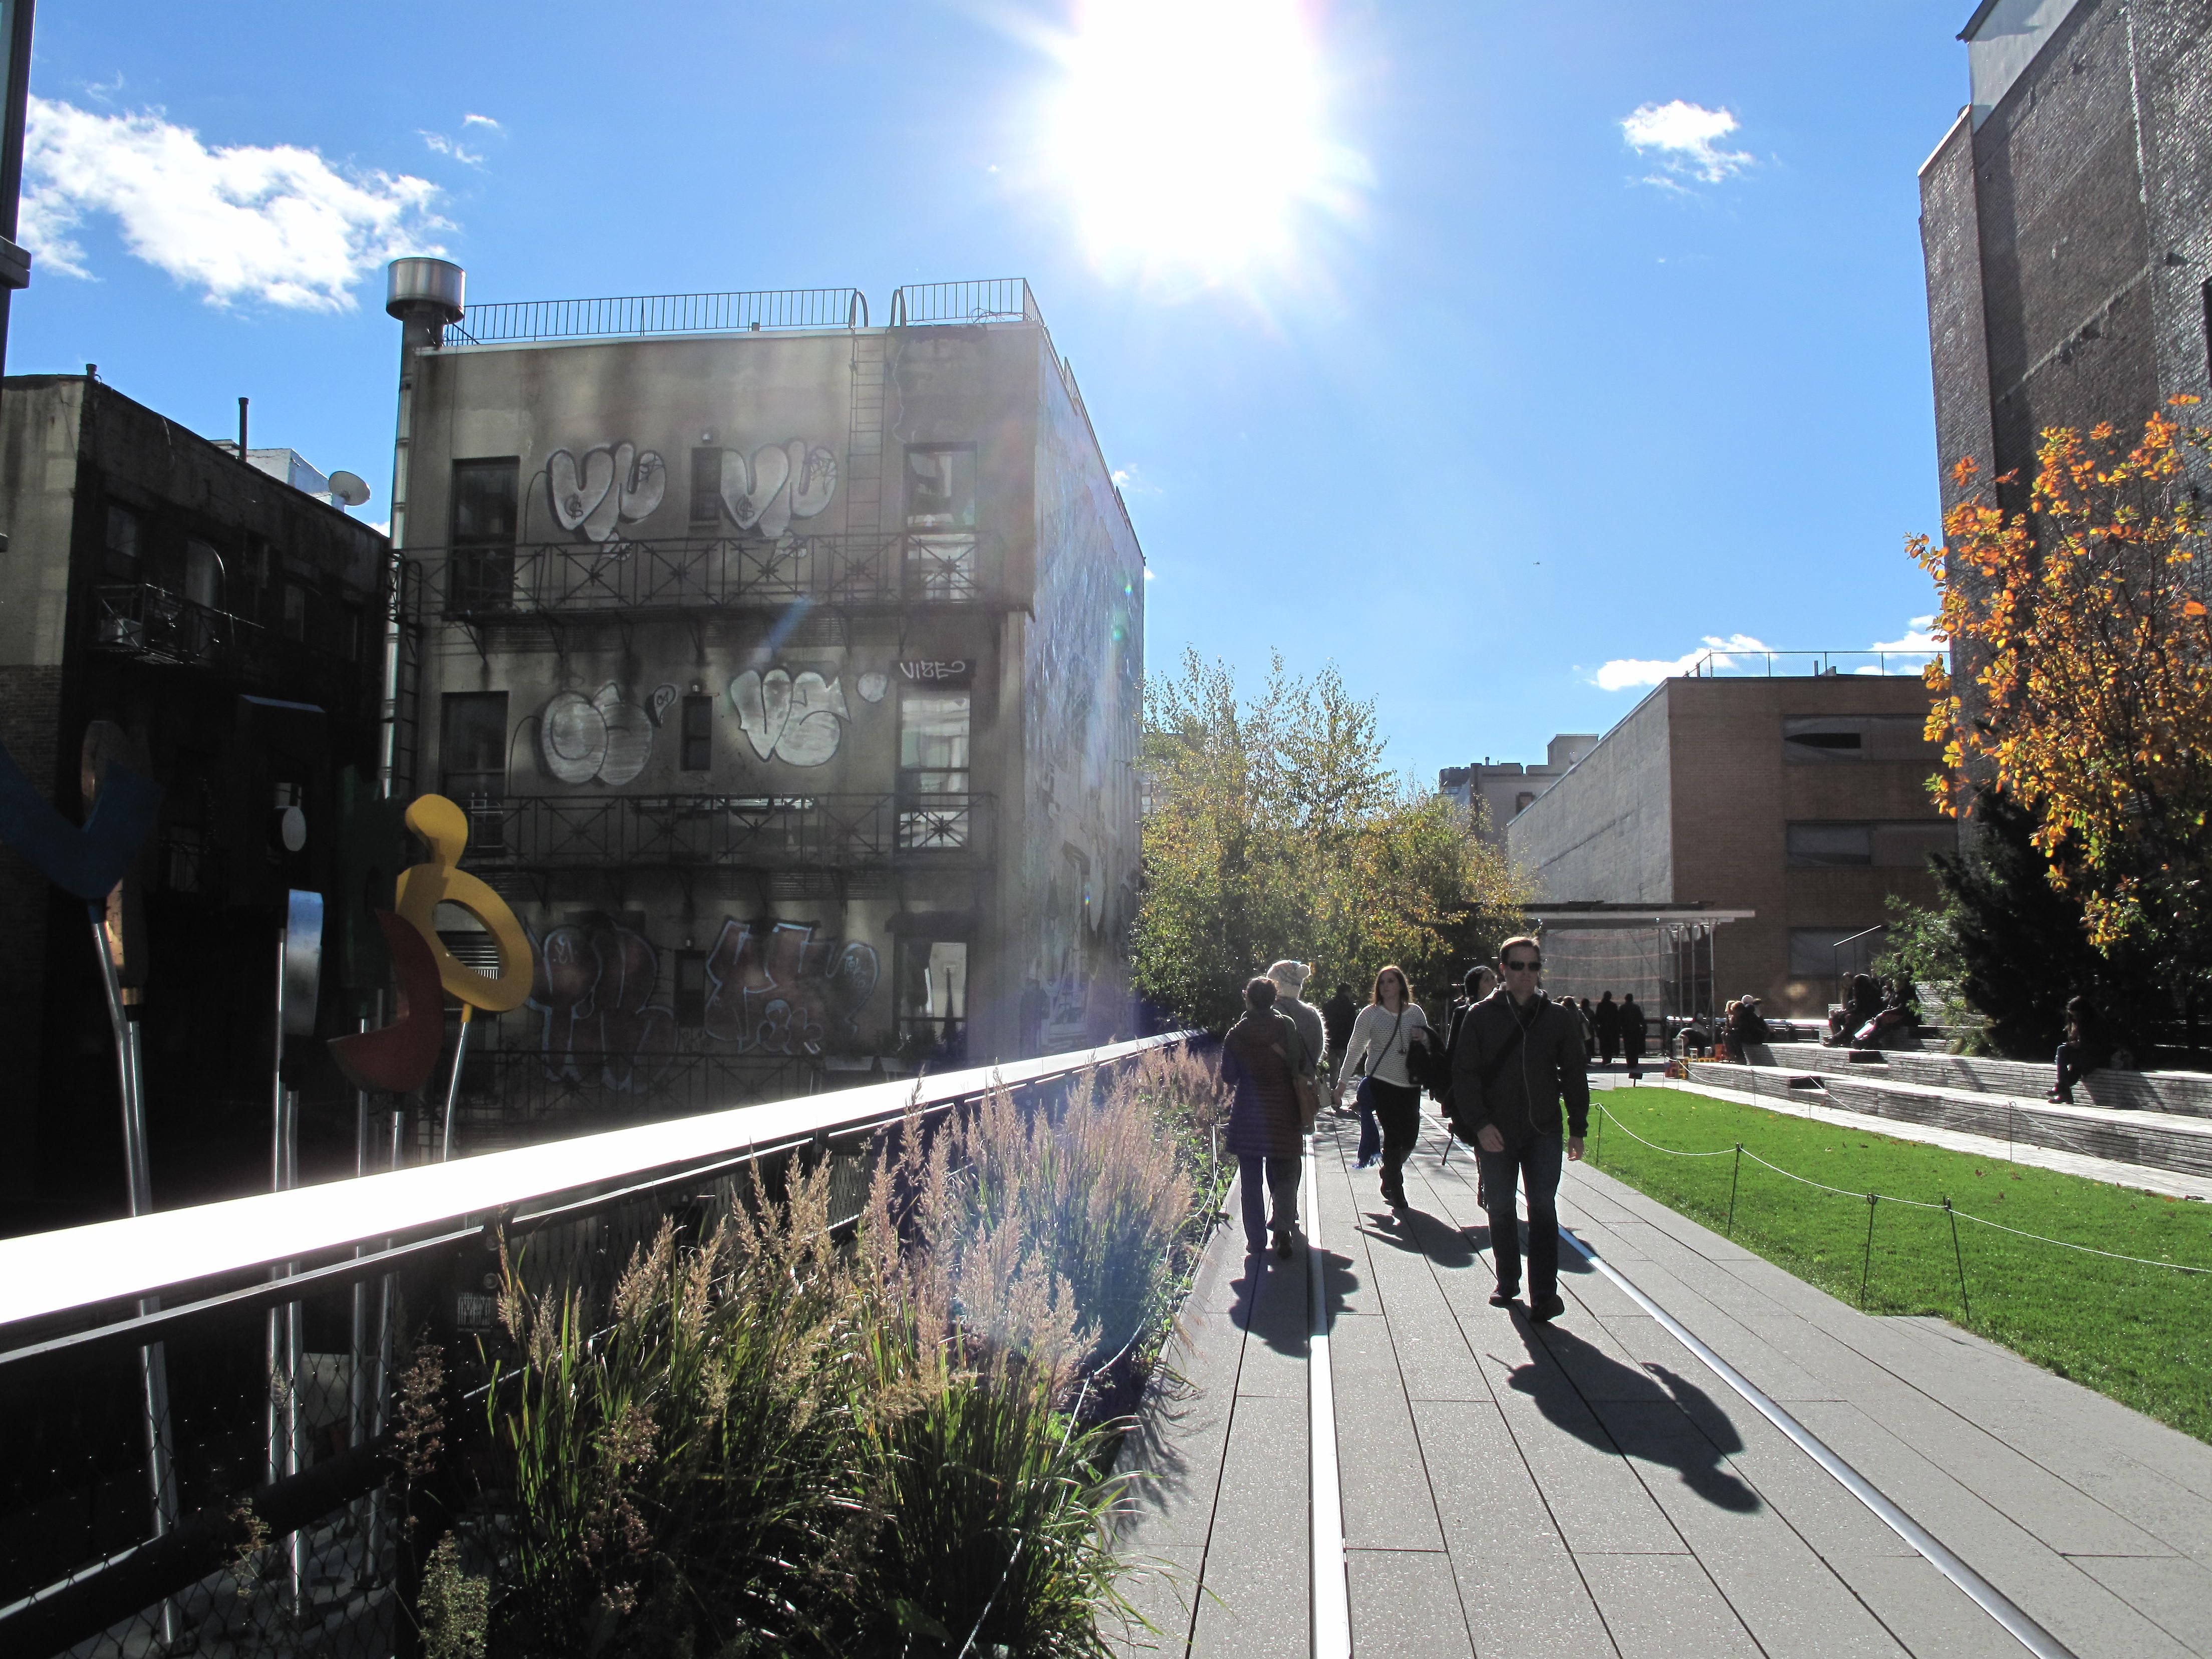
[1438,733,1598,848]
[1505,668,1951,1018]
[383,267,1143,1133]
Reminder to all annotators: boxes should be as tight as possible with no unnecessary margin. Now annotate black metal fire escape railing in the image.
[410,531,992,621]
[457,792,992,868]
[89,582,376,700]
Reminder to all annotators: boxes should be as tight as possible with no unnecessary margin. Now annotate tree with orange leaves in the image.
[1912,399,2212,985]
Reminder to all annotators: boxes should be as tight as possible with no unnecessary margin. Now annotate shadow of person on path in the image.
[1505,1320,1761,1514]
[1228,1242,1353,1360]
[1357,1204,1478,1271]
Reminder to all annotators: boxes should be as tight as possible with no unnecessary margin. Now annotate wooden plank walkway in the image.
[1107,1100,2212,1658]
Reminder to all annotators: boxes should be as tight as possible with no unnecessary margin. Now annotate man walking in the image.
[1449,937,1589,1323]
[1321,979,1358,1090]
[1619,991,1648,1082]
[1593,989,1621,1068]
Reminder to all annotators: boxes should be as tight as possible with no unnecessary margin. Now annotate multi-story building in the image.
[1504,657,1952,1018]
[1920,0,2212,526]
[383,266,1144,1138]
[1438,734,1598,849]
[0,374,389,1228]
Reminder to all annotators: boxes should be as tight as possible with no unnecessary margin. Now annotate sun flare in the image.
[1045,0,1357,282]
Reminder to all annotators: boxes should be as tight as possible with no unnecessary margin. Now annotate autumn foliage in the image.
[1912,401,2212,965]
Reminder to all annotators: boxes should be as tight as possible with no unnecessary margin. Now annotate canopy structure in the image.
[1525,902,1754,1020]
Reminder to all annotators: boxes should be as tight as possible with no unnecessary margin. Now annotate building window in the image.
[899,691,971,848]
[1514,790,1537,814]
[104,505,141,575]
[674,949,707,1027]
[440,693,510,849]
[282,583,307,641]
[1787,821,1958,868]
[1783,715,1934,763]
[1788,925,1882,981]
[690,448,723,523]
[162,824,205,894]
[905,447,975,529]
[895,936,967,1061]
[449,458,519,610]
[904,446,977,600]
[184,539,226,613]
[680,693,713,772]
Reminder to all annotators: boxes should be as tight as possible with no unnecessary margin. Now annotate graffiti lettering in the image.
[729,669,850,766]
[539,683,653,786]
[701,917,880,1055]
[547,443,666,544]
[528,915,677,1093]
[898,660,971,686]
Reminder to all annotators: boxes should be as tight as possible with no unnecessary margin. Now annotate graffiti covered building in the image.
[385,268,1144,1135]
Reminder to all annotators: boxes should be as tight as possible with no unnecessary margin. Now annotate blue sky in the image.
[15,1,1970,785]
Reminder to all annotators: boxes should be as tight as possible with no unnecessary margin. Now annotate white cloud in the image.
[1621,99,1753,187]
[461,113,502,131]
[21,97,445,310]
[1871,615,1945,653]
[1593,632,1770,692]
[420,131,484,167]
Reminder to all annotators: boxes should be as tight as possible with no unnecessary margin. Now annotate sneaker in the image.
[1489,1285,1519,1308]
[1528,1292,1566,1324]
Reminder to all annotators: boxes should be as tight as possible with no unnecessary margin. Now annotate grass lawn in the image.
[1585,1086,2212,1445]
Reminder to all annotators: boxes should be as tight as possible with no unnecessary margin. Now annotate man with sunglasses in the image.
[1447,935,1589,1323]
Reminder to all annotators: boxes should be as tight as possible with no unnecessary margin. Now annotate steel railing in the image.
[410,530,988,619]
[0,1035,1190,1659]
[1686,647,1945,678]
[888,278,1041,327]
[445,287,868,345]
[457,791,991,870]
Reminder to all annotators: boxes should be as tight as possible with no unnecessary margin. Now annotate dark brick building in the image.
[1920,0,2212,521]
[0,375,388,1231]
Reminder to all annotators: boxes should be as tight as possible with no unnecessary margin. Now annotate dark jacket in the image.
[1321,991,1358,1053]
[1220,1009,1305,1159]
[1592,995,1620,1036]
[1619,998,1648,1053]
[1448,989,1591,1147]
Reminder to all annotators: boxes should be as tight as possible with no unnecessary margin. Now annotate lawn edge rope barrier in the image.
[1591,1102,2212,1276]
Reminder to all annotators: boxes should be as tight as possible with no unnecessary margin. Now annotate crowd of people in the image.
[1216,943,1592,1322]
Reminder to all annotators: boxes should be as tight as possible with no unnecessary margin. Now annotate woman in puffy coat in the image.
[1220,976,1309,1260]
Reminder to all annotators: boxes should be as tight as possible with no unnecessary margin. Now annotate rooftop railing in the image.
[435,279,1047,347]
[0,1035,1187,1659]
[1686,647,1945,678]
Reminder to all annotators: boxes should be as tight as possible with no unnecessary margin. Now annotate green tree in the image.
[1134,650,1530,1027]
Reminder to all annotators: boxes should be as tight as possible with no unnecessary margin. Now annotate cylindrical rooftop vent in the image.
[386,257,465,324]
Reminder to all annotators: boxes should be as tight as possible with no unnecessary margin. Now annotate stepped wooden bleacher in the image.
[1679,1045,2212,1179]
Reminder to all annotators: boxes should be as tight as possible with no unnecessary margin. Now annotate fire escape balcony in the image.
[414,530,995,624]
[90,580,372,703]
[458,790,992,872]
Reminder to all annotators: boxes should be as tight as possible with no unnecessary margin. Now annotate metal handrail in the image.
[0,1035,1187,1335]
[445,287,866,345]
[1686,647,1945,678]
[888,278,1042,327]
[410,529,991,617]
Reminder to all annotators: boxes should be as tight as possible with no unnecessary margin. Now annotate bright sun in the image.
[1046,0,1354,282]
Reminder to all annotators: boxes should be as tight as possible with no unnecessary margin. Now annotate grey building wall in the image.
[1505,692,1673,905]
[1923,0,2212,520]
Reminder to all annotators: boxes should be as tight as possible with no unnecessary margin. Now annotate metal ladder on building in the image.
[846,332,888,548]
[383,558,426,800]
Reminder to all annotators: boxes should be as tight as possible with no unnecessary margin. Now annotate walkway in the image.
[1108,1103,2212,1658]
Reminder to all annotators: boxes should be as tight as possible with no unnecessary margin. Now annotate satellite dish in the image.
[328,470,372,507]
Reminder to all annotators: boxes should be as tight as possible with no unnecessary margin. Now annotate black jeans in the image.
[1238,1154,1301,1249]
[1365,1079,1422,1197]
[1476,1134,1566,1300]
[2054,1042,2092,1102]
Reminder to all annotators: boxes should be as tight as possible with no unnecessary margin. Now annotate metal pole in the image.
[1945,1198,1971,1323]
[440,1003,473,1161]
[1859,1194,1878,1311]
[87,906,182,1649]
[1726,1144,1743,1237]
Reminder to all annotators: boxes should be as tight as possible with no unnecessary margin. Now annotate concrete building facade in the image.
[1920,0,2212,526]
[384,272,1143,1137]
[0,375,389,1228]
[1438,732,1598,849]
[1505,673,1951,1018]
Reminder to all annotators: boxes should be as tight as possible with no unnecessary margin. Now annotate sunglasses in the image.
[1502,958,1542,972]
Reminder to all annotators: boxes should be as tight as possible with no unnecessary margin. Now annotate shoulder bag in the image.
[1282,1011,1322,1132]
[1353,1005,1408,1119]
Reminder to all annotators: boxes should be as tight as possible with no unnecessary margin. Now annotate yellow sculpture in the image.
[394,793,532,1014]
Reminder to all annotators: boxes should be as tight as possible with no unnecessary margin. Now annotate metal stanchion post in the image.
[1945,1197,1971,1322]
[1726,1144,1743,1236]
[1859,1193,1879,1310]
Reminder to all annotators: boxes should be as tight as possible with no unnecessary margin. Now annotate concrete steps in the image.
[1735,1042,2212,1120]
[1683,1058,2212,1178]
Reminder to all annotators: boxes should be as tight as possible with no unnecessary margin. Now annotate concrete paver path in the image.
[1108,1105,2212,1658]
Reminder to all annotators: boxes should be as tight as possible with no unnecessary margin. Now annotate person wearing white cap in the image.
[1266,959,1327,1106]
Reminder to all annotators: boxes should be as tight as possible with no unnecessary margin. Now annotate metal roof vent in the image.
[386,257,465,325]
